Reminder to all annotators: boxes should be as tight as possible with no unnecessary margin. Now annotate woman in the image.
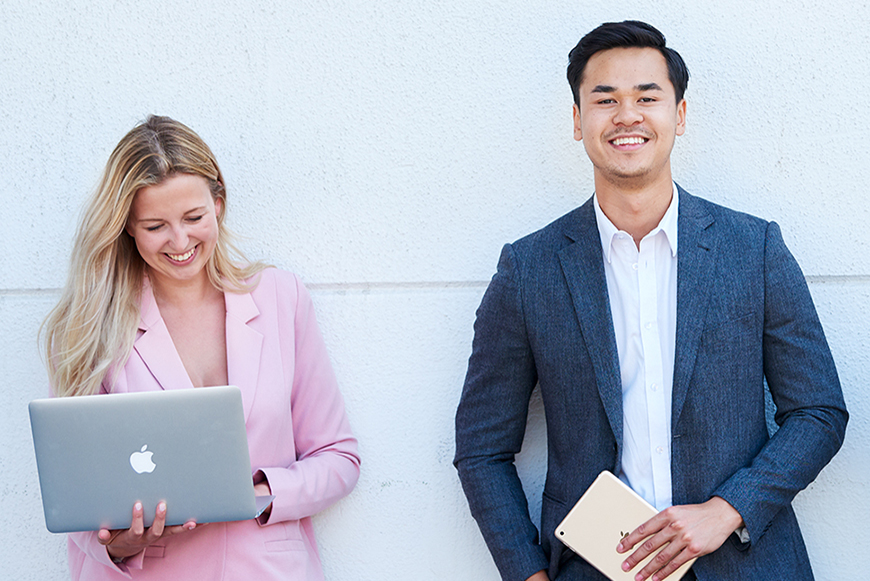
[42,115,360,580]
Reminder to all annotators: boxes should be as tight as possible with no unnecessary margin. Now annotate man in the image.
[454,20,847,581]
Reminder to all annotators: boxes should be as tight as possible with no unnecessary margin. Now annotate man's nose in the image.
[613,102,643,126]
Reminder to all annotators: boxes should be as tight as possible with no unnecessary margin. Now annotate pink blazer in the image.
[67,268,360,580]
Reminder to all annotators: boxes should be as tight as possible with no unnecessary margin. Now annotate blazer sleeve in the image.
[454,244,549,581]
[257,273,360,525]
[713,222,848,543]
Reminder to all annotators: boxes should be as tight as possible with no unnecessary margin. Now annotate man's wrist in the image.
[709,496,745,535]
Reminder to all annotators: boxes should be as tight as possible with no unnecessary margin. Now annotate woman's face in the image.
[126,173,222,290]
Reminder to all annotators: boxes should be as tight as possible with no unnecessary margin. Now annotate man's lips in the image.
[610,136,648,146]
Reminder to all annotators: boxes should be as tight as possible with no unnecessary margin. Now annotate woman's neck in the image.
[148,271,221,308]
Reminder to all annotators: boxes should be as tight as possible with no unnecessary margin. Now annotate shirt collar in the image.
[593,182,679,263]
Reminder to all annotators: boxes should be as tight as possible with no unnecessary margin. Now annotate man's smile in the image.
[610,136,648,146]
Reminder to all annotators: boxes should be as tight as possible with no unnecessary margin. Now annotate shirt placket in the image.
[637,236,671,509]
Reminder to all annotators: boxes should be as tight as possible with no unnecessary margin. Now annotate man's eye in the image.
[598,98,616,104]
[639,97,656,103]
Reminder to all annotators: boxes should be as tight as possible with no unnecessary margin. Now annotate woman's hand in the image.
[97,501,200,561]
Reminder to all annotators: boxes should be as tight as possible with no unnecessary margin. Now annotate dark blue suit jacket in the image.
[454,188,847,581]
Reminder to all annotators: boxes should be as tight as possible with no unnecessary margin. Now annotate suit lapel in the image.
[133,281,194,391]
[224,290,263,422]
[558,200,623,447]
[672,189,717,425]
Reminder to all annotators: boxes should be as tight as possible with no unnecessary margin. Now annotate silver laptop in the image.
[29,386,272,533]
[555,470,695,580]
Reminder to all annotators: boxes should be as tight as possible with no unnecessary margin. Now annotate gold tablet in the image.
[554,471,695,580]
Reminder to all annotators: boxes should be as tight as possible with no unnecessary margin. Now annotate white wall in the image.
[1,1,867,579]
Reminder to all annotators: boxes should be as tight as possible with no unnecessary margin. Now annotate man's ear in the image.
[675,99,687,136]
[573,104,582,141]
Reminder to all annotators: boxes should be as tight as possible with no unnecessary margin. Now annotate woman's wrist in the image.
[107,545,127,564]
[106,544,135,564]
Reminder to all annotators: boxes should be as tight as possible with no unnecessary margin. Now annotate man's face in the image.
[573,47,686,188]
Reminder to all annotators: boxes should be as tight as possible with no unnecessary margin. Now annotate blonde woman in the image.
[43,115,360,580]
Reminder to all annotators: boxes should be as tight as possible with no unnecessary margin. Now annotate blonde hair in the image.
[43,115,268,397]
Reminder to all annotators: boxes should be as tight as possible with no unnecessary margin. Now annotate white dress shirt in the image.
[593,184,678,510]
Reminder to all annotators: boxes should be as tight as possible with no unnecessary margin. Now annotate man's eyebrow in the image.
[589,83,663,94]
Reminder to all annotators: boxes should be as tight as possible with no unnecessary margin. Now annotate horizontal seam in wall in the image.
[1,275,868,296]
[306,281,491,291]
[804,275,870,284]
[0,281,493,296]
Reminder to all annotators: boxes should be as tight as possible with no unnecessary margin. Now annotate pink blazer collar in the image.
[134,279,263,421]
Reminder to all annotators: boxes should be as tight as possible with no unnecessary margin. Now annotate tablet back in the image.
[555,471,695,580]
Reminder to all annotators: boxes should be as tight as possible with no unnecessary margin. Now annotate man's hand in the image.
[525,571,549,581]
[615,497,743,581]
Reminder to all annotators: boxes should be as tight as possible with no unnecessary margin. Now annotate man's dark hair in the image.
[567,20,689,107]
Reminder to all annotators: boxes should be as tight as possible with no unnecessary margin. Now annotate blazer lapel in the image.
[133,281,194,391]
[558,200,623,448]
[671,189,717,425]
[224,290,263,422]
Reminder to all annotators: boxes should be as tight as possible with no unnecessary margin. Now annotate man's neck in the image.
[594,171,674,247]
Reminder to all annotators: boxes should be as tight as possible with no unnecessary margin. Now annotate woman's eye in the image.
[145,225,162,232]
[187,215,204,223]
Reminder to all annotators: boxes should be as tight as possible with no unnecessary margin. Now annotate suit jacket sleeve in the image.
[712,222,848,543]
[454,243,549,581]
[258,272,360,525]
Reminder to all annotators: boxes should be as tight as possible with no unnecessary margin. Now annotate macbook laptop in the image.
[29,386,273,533]
[554,470,695,580]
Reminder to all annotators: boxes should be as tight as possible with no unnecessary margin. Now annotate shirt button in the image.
[645,323,653,330]
[632,263,639,270]
[656,446,664,455]
[650,384,658,392]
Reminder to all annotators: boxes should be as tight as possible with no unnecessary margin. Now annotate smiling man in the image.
[454,21,847,581]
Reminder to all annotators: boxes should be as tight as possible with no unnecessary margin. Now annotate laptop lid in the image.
[29,386,270,533]
[554,470,695,581]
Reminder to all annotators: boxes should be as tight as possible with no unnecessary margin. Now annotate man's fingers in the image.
[622,529,672,574]
[633,538,684,581]
[618,512,665,553]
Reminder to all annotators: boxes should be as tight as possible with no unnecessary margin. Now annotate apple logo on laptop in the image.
[130,445,156,474]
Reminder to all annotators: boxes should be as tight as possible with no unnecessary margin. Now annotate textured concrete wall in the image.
[1,1,867,579]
